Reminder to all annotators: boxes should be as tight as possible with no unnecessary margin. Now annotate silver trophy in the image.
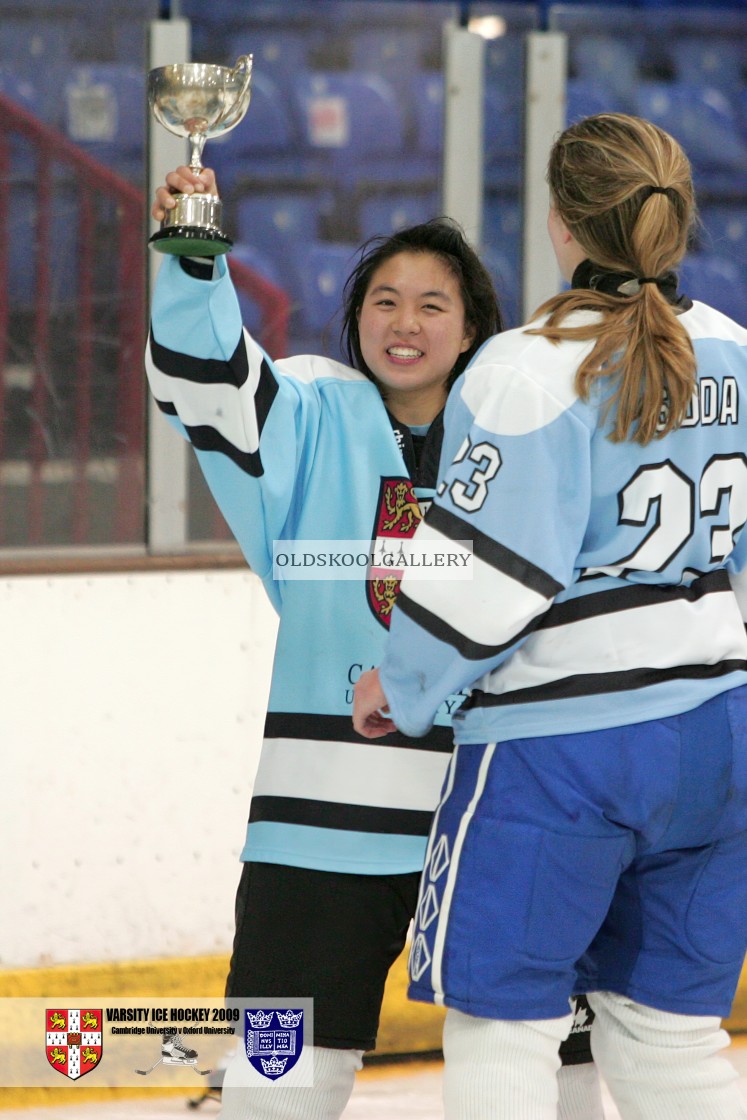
[148,55,253,255]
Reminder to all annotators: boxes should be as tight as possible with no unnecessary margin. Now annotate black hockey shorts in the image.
[225,860,595,1058]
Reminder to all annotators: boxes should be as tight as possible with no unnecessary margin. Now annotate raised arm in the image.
[145,167,321,597]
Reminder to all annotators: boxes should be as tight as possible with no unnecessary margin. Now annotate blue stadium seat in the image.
[180,0,283,21]
[566,78,625,125]
[678,252,747,324]
[668,37,747,91]
[0,68,39,115]
[697,206,747,290]
[292,71,405,153]
[483,35,526,187]
[0,68,47,180]
[229,243,285,335]
[349,27,424,74]
[483,193,522,269]
[634,81,747,191]
[9,184,79,308]
[482,192,523,327]
[295,240,357,336]
[570,34,642,109]
[349,28,425,113]
[291,71,409,186]
[208,73,302,190]
[358,193,440,241]
[484,32,525,85]
[112,17,148,64]
[483,83,522,187]
[63,64,145,172]
[0,19,73,126]
[481,244,521,330]
[234,192,333,313]
[737,83,747,139]
[228,28,322,86]
[414,68,523,188]
[483,29,527,183]
[412,72,443,157]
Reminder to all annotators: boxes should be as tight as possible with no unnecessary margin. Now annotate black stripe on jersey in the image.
[150,330,280,436]
[427,503,563,599]
[155,396,260,479]
[396,588,543,661]
[540,569,731,630]
[149,329,251,387]
[264,711,455,753]
[462,658,747,710]
[255,355,280,437]
[186,422,263,477]
[248,795,433,836]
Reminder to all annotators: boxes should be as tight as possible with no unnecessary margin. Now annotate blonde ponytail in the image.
[528,113,698,444]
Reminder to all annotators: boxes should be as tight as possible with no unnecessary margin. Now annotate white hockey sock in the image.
[442,1006,574,1119]
[588,990,747,1120]
[557,1061,605,1120]
[218,1045,364,1120]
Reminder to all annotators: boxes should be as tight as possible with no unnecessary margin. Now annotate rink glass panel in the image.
[0,1,157,550]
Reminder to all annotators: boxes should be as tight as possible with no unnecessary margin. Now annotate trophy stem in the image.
[188,132,207,173]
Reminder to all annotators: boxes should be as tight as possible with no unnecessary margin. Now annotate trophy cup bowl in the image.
[148,55,253,256]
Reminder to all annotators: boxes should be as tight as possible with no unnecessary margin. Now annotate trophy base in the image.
[149,225,234,257]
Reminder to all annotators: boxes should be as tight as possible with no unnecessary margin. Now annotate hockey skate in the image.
[135,1030,212,1076]
[162,1028,199,1063]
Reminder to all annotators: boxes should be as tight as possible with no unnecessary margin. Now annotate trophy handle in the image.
[218,54,253,134]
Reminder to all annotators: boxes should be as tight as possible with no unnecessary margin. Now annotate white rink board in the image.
[0,568,278,968]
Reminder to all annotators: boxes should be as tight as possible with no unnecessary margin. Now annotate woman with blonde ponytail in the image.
[355,114,747,1119]
[530,112,698,443]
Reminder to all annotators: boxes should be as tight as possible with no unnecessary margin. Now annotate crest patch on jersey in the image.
[368,476,423,628]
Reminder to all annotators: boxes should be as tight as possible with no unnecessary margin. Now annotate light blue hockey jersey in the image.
[379,300,747,742]
[146,254,459,874]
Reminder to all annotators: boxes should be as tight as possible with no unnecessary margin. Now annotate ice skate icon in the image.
[135,1028,212,1076]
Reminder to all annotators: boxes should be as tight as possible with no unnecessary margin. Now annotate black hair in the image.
[340,217,503,391]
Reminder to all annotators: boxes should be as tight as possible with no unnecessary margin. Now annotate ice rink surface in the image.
[3,1041,747,1119]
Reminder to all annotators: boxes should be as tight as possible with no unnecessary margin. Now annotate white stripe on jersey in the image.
[277,353,369,384]
[684,301,747,344]
[730,568,747,624]
[404,520,551,647]
[479,586,747,700]
[146,328,264,455]
[460,316,597,438]
[252,737,450,812]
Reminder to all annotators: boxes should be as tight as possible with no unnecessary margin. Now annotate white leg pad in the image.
[588,990,747,1120]
[442,1006,574,1120]
[218,1045,364,1120]
[557,1061,605,1120]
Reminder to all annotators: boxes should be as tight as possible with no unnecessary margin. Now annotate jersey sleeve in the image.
[379,358,593,737]
[145,255,321,594]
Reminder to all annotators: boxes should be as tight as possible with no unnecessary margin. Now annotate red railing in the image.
[0,91,289,549]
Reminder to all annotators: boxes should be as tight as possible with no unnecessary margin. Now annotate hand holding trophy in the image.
[148,55,253,255]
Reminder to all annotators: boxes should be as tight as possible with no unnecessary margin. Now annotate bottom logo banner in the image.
[0,997,314,1087]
